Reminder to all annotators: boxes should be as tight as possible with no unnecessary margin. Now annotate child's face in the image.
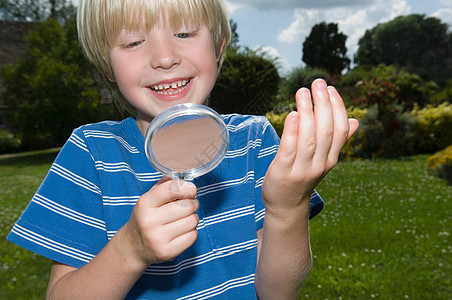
[108,17,222,131]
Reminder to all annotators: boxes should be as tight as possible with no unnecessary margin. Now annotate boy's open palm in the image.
[262,79,359,214]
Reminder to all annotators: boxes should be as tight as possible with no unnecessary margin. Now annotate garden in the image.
[0,8,451,299]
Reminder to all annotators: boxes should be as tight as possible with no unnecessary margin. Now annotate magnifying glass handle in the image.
[173,175,193,181]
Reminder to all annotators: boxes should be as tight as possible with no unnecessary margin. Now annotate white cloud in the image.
[278,0,411,59]
[431,8,452,25]
[225,2,247,14]
[253,45,290,72]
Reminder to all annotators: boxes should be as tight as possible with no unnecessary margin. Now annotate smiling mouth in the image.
[150,80,190,95]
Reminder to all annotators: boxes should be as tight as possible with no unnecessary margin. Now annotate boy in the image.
[7,0,359,298]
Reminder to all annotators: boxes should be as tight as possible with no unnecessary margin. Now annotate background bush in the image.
[266,102,451,160]
[0,17,119,150]
[427,145,452,184]
[411,102,452,154]
[0,128,22,154]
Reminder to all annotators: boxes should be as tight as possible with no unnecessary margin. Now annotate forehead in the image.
[114,0,206,30]
[102,0,209,47]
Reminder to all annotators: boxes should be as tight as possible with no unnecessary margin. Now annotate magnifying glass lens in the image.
[145,104,229,180]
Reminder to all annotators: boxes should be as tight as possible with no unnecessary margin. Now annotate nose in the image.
[149,35,181,70]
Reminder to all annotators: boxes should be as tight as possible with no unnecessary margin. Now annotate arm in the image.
[255,79,359,299]
[47,178,199,299]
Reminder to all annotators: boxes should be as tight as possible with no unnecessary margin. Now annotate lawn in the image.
[1,150,451,299]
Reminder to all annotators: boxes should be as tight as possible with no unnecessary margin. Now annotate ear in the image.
[216,36,228,63]
[106,73,116,82]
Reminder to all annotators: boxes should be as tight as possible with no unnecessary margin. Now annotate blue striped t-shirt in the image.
[7,115,323,299]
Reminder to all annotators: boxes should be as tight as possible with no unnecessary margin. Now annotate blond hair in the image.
[77,0,231,114]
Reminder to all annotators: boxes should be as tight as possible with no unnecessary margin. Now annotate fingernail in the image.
[317,79,327,91]
[288,111,299,124]
[184,181,197,194]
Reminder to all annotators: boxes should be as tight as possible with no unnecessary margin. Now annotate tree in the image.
[277,66,330,105]
[209,47,280,115]
[0,17,117,149]
[0,0,75,23]
[302,22,350,76]
[229,19,240,49]
[354,14,452,85]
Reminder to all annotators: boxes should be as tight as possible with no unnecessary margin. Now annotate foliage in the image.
[209,47,280,115]
[0,17,118,150]
[411,102,452,154]
[2,151,451,298]
[265,111,289,137]
[426,145,452,184]
[229,19,240,49]
[339,76,417,158]
[0,0,76,23]
[430,78,452,105]
[343,104,418,159]
[0,128,22,154]
[302,22,350,76]
[343,64,438,109]
[354,14,452,84]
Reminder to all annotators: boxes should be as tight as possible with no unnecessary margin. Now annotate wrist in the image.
[114,223,151,273]
[263,198,311,231]
[264,194,311,218]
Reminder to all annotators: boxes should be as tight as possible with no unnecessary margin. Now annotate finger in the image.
[295,87,316,162]
[164,213,199,239]
[327,86,351,160]
[311,79,334,161]
[347,118,360,141]
[143,177,197,207]
[273,111,299,169]
[168,227,198,257]
[159,197,199,224]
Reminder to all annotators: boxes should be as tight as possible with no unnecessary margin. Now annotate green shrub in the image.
[0,128,22,154]
[430,79,452,105]
[411,102,452,153]
[344,104,418,159]
[426,145,452,184]
[343,64,438,109]
[265,111,289,137]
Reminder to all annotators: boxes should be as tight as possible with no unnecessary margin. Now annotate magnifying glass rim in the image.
[144,103,229,180]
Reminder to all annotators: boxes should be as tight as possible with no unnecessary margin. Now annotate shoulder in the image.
[222,114,273,133]
[65,117,142,157]
[72,119,129,137]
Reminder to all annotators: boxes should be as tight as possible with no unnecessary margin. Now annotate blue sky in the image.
[225,0,452,75]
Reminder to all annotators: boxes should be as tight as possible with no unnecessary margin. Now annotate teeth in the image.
[152,80,189,95]
[153,80,188,91]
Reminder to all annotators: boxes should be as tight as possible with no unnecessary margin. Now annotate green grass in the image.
[1,150,451,299]
[0,148,60,299]
[304,155,452,299]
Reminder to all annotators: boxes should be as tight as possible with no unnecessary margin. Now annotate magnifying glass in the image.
[144,103,229,181]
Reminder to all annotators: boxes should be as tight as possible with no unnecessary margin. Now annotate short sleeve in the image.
[7,127,108,268]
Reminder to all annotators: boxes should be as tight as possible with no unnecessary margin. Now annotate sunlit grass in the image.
[0,149,59,299]
[1,151,450,298]
[304,155,452,299]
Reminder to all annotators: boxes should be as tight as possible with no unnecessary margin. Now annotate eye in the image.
[175,30,199,39]
[176,32,191,39]
[123,40,144,48]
